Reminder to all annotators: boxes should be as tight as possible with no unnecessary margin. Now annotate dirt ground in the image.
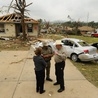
[0,39,31,51]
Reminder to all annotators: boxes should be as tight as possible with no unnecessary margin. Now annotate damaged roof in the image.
[0,13,39,24]
[78,26,94,32]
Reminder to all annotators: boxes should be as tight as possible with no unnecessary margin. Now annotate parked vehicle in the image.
[32,38,98,62]
[91,30,98,37]
[83,32,91,37]
[91,33,98,37]
[52,38,98,62]
[31,40,54,50]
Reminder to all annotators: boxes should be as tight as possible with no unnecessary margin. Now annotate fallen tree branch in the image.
[10,57,32,64]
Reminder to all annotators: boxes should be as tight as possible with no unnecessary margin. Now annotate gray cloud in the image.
[0,0,98,22]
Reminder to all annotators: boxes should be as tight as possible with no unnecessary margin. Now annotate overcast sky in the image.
[0,0,98,22]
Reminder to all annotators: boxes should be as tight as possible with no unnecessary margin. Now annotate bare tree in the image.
[9,0,32,40]
[0,6,8,14]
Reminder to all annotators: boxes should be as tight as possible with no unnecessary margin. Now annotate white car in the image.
[31,38,98,62]
[52,38,98,62]
[31,40,55,50]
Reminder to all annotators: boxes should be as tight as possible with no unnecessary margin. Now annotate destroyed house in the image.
[0,13,39,37]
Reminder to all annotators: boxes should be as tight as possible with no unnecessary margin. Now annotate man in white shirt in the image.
[53,40,66,93]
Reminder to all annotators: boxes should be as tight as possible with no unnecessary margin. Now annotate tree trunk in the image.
[21,11,27,40]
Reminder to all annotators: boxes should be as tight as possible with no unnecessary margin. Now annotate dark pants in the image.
[35,69,45,93]
[45,61,51,79]
[55,61,65,89]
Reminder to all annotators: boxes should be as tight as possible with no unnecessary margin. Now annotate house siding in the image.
[28,24,38,37]
[0,23,16,37]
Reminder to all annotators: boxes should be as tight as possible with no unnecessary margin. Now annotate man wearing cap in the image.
[41,41,54,82]
[53,40,66,93]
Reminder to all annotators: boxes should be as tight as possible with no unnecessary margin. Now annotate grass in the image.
[43,34,98,44]
[67,35,98,44]
[41,33,65,40]
[72,61,98,87]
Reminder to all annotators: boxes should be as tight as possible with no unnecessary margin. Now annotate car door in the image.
[62,40,74,57]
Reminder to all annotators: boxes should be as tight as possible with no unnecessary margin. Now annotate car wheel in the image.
[71,54,78,62]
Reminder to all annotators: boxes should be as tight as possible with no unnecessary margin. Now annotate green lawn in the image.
[72,61,98,87]
[45,34,98,44]
[68,35,98,44]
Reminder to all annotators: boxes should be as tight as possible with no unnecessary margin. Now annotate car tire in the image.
[71,54,78,62]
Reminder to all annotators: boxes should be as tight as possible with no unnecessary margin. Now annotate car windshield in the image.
[78,41,89,46]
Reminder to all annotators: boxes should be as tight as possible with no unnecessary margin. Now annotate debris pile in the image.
[0,38,31,50]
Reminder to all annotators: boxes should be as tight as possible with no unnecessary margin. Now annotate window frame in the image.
[27,23,33,33]
[0,24,5,33]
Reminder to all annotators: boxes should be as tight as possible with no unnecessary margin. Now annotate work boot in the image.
[46,78,53,82]
[57,88,65,93]
[40,90,46,94]
[53,82,60,85]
